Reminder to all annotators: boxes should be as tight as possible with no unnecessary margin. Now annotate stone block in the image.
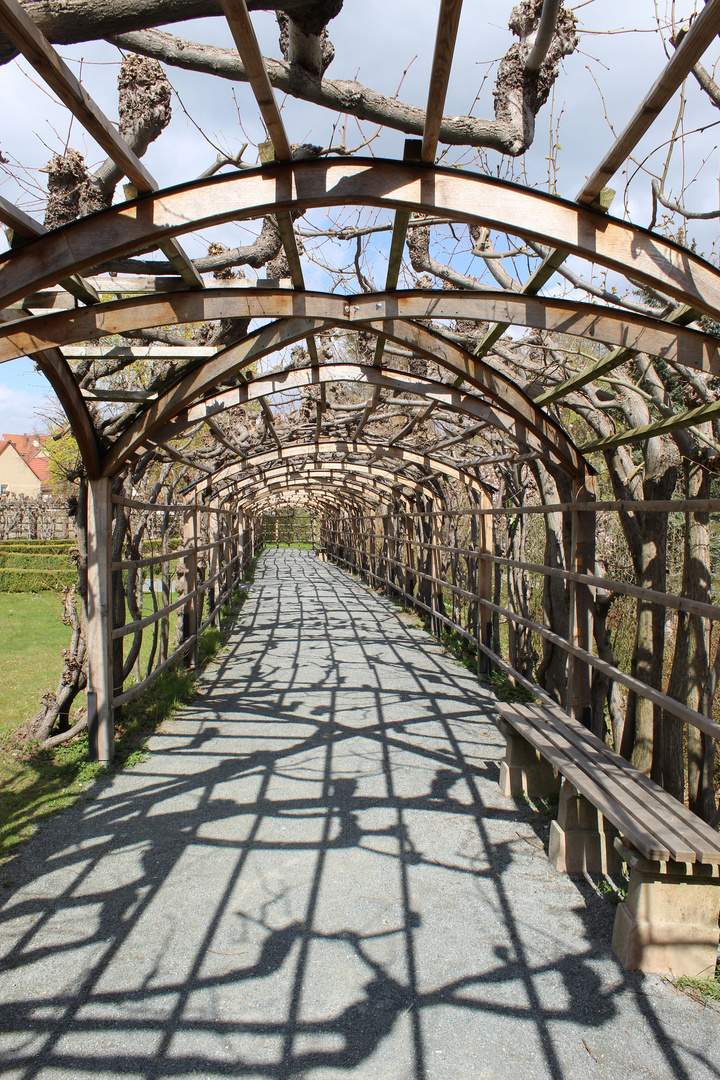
[497,724,561,798]
[611,865,720,977]
[548,780,621,875]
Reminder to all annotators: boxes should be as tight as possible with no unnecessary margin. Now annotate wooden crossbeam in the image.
[220,0,292,160]
[536,303,697,406]
[260,397,283,450]
[146,438,213,474]
[222,0,316,360]
[581,396,720,453]
[577,0,720,206]
[471,4,720,372]
[356,138,424,440]
[0,192,99,305]
[63,345,220,359]
[0,0,202,290]
[422,0,464,163]
[81,388,156,402]
[204,416,247,460]
[363,2,463,428]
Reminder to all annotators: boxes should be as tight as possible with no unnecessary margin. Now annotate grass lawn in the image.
[0,592,74,737]
[0,590,99,868]
[0,578,252,869]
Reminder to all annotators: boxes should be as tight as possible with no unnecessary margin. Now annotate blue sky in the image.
[0,1,717,433]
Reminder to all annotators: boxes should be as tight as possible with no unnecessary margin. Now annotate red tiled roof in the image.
[27,456,52,489]
[0,434,52,491]
[2,433,47,460]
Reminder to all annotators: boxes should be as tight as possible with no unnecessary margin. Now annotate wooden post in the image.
[567,477,596,727]
[182,504,198,668]
[86,477,114,763]
[478,496,493,676]
[431,507,442,637]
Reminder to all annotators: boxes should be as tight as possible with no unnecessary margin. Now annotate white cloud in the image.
[0,380,56,436]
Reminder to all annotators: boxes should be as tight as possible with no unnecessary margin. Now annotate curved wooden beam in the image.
[134,359,576,482]
[246,492,371,517]
[218,462,442,504]
[2,160,720,318]
[188,439,489,500]
[237,475,402,510]
[102,320,583,476]
[2,288,717,374]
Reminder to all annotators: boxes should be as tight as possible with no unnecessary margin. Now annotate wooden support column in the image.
[382,506,392,594]
[478,499,493,675]
[567,478,596,727]
[209,504,221,628]
[86,477,114,763]
[404,511,415,604]
[431,507,443,637]
[182,505,199,668]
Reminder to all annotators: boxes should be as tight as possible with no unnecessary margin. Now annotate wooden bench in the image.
[495,701,720,978]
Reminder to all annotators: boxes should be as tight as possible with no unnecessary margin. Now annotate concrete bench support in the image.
[549,779,621,875]
[497,718,561,798]
[611,844,720,978]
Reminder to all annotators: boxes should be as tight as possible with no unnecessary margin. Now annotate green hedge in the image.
[0,568,77,592]
[0,540,74,553]
[0,553,74,571]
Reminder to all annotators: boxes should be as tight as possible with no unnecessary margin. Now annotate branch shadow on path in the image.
[0,550,718,1080]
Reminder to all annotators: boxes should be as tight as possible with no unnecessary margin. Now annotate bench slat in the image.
[510,705,698,863]
[535,703,720,863]
[497,705,673,861]
[497,702,720,863]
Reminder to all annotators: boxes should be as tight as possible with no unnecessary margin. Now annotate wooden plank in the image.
[148,439,213,474]
[204,417,247,459]
[220,0,292,161]
[422,0,464,163]
[537,304,697,406]
[582,395,720,452]
[534,703,720,862]
[259,397,283,450]
[512,704,708,863]
[82,388,157,402]
[0,0,155,191]
[3,163,720,321]
[64,346,220,359]
[498,704,675,861]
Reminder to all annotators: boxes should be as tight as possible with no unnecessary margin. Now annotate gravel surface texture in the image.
[1,549,719,1080]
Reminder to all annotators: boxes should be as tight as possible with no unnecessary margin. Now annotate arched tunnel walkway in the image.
[1,549,718,1080]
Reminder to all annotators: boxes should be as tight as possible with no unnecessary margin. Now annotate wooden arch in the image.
[187,440,490,502]
[103,332,583,476]
[4,288,717,373]
[3,161,720,319]
[214,462,445,505]
[236,475,407,511]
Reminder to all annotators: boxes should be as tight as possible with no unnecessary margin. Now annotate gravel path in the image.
[1,549,719,1080]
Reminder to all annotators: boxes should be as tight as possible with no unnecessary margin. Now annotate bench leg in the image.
[612,864,720,977]
[548,780,621,875]
[497,721,561,798]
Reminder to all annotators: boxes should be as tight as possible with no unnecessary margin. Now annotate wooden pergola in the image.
[3,0,720,977]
